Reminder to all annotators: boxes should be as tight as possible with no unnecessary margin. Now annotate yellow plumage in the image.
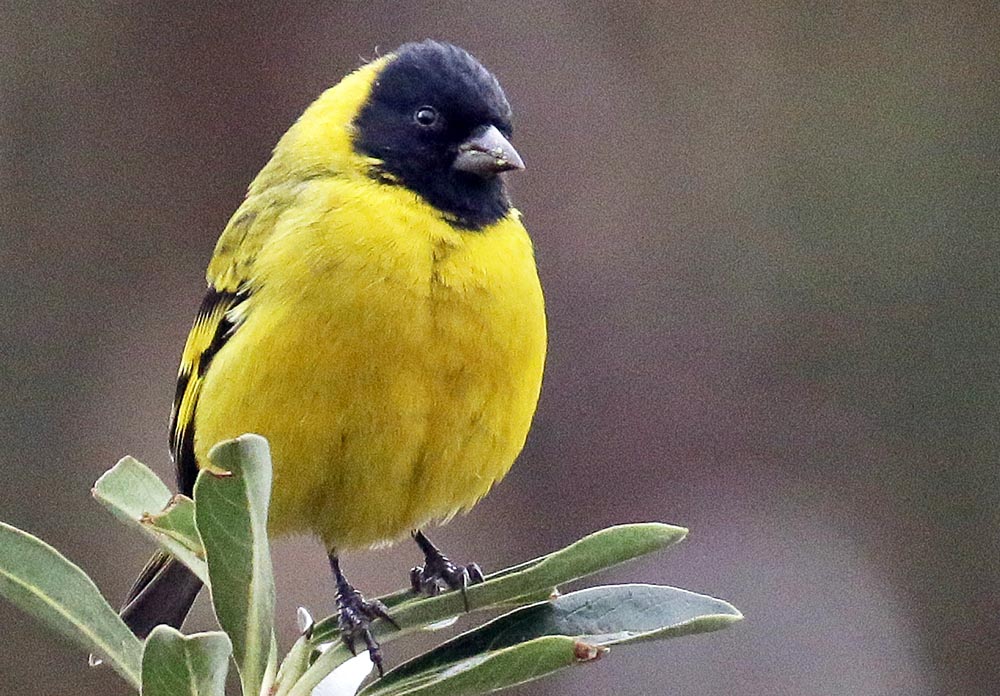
[123,41,542,651]
[176,54,546,551]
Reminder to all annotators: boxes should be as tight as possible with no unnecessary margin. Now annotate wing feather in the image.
[169,182,297,493]
[169,287,247,494]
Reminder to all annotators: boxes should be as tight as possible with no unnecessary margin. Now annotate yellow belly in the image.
[193,182,546,551]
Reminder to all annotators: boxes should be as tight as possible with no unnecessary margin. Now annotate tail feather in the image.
[120,552,203,639]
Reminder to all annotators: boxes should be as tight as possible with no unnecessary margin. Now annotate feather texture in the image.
[168,287,247,494]
[121,40,545,642]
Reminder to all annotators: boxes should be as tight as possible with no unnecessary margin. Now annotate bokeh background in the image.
[3,2,999,694]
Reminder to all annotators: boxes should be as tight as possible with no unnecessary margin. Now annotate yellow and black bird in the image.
[119,40,546,671]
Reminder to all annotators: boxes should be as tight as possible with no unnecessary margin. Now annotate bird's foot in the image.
[336,582,396,676]
[410,556,484,598]
[410,531,484,610]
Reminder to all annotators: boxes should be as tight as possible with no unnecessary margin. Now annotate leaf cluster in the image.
[0,435,741,695]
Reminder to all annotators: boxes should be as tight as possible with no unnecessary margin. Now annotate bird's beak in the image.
[452,125,525,177]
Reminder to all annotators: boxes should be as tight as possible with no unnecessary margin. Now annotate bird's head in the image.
[260,41,523,231]
[354,41,523,230]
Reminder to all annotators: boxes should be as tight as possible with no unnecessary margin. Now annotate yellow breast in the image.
[193,177,546,550]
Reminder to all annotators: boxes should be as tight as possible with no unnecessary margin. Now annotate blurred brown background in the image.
[3,2,999,694]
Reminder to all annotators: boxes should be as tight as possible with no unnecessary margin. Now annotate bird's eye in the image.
[414,106,439,127]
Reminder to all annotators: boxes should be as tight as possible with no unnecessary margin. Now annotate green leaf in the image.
[273,634,313,696]
[194,434,276,696]
[0,521,143,688]
[262,631,279,696]
[93,456,208,583]
[549,583,743,645]
[361,636,583,696]
[296,524,688,694]
[273,610,316,696]
[311,522,687,644]
[311,653,377,696]
[364,584,741,696]
[141,626,232,696]
[284,643,355,696]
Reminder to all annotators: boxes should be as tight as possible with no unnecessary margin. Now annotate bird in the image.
[118,40,546,674]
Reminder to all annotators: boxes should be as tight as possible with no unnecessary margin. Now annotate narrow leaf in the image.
[93,456,207,582]
[546,583,743,645]
[301,524,688,690]
[273,634,315,696]
[365,584,741,695]
[283,641,355,696]
[194,434,276,696]
[0,521,143,688]
[361,636,582,696]
[141,626,232,696]
[312,652,375,696]
[312,522,687,645]
[261,632,279,696]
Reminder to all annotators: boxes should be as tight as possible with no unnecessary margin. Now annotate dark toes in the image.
[336,587,395,675]
[367,599,399,629]
[361,628,384,676]
[411,556,486,610]
[342,633,357,656]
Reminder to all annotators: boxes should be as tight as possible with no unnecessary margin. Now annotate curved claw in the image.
[411,559,485,611]
[337,590,395,675]
[411,531,486,611]
[331,554,398,677]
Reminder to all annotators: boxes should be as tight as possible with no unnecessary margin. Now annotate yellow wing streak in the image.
[168,288,246,494]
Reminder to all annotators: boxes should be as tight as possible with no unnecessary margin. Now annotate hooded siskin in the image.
[122,41,545,640]
[182,42,546,550]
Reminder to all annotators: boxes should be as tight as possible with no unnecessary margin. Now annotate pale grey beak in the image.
[452,125,525,177]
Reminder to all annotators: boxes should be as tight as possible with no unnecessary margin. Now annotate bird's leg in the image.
[328,554,396,676]
[409,530,485,611]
